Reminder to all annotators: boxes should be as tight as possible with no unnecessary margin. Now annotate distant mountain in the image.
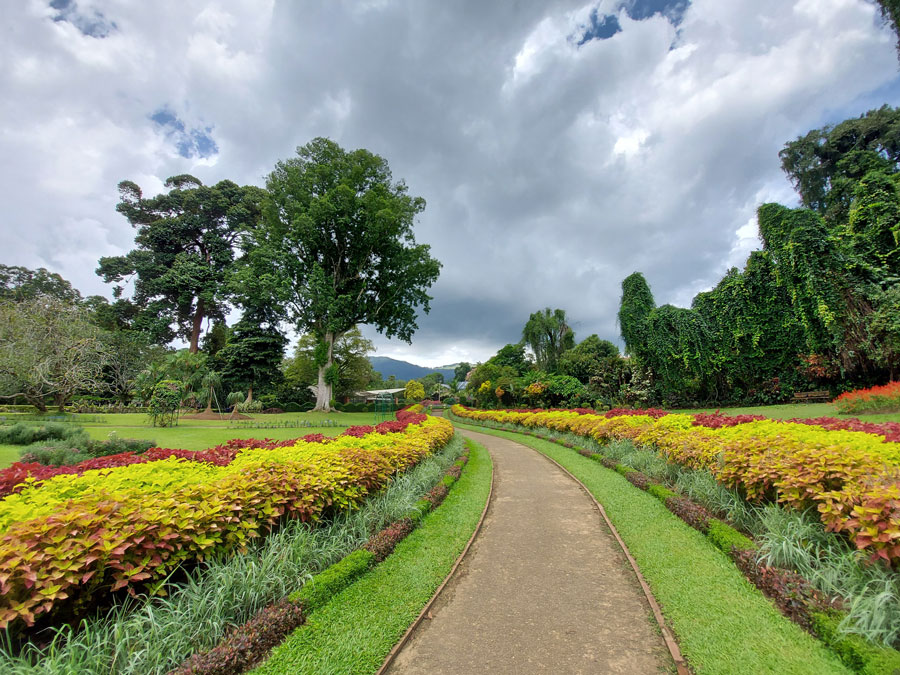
[367,356,456,383]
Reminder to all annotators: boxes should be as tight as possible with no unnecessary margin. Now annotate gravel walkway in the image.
[386,428,674,674]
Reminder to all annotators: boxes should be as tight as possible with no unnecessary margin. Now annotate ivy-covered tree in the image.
[618,272,656,359]
[778,106,900,226]
[97,175,264,351]
[261,138,441,411]
[522,308,575,373]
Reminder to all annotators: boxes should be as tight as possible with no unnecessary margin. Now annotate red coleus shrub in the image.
[170,598,305,675]
[605,408,670,419]
[364,518,415,563]
[692,412,767,428]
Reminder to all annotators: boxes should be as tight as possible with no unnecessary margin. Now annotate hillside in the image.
[367,356,456,383]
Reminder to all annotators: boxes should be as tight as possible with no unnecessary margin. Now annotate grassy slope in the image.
[0,445,19,468]
[453,422,848,675]
[670,401,900,423]
[253,441,493,675]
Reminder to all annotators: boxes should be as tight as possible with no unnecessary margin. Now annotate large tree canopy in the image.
[262,137,441,411]
[97,175,264,351]
[778,105,900,225]
[522,308,574,373]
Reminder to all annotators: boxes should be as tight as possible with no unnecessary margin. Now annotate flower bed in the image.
[835,382,900,415]
[451,405,900,566]
[0,411,448,630]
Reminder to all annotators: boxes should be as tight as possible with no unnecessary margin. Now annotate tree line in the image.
[618,105,900,407]
[0,138,440,414]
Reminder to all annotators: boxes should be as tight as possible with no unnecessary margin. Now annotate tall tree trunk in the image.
[246,385,253,404]
[313,332,335,412]
[189,298,205,353]
[203,386,213,414]
[54,392,67,413]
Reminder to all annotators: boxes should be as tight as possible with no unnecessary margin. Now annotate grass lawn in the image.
[670,401,900,423]
[452,421,849,675]
[253,440,493,674]
[0,412,384,467]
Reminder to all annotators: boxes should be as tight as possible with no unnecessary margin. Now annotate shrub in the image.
[707,519,756,554]
[835,382,900,415]
[148,380,183,427]
[811,610,900,674]
[647,484,677,501]
[0,423,88,446]
[364,518,415,563]
[283,402,302,413]
[624,470,651,491]
[732,549,825,630]
[426,482,449,507]
[170,599,305,675]
[665,496,712,532]
[287,549,375,613]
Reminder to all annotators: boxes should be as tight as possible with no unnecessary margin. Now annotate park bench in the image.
[791,390,831,403]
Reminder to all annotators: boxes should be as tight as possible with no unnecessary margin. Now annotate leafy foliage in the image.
[97,175,264,351]
[0,415,452,630]
[522,307,574,373]
[261,138,440,410]
[148,379,183,427]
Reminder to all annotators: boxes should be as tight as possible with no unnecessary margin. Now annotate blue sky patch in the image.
[50,0,116,38]
[150,108,219,159]
[622,0,690,26]
[577,10,622,45]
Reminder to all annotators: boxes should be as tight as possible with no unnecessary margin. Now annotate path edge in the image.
[375,440,495,675]
[528,442,693,675]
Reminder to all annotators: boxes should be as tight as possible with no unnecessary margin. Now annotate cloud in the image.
[0,0,898,368]
[149,107,219,159]
[49,0,117,38]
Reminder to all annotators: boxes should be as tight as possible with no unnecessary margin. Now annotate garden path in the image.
[385,428,674,674]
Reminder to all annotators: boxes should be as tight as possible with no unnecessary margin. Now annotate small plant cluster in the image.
[835,382,900,415]
[0,415,452,630]
[168,444,470,674]
[483,422,900,672]
[452,405,900,566]
[170,599,305,675]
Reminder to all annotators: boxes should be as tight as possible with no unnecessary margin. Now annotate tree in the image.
[618,272,656,358]
[218,313,286,403]
[100,329,165,405]
[522,308,575,373]
[0,297,107,411]
[488,343,531,375]
[877,0,900,57]
[262,138,441,411]
[0,265,82,304]
[404,380,425,402]
[284,328,375,401]
[778,106,900,226]
[558,335,619,384]
[97,175,264,351]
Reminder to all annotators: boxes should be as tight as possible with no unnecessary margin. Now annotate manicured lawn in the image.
[453,421,849,675]
[0,412,383,467]
[0,444,20,467]
[253,440,493,674]
[671,401,900,423]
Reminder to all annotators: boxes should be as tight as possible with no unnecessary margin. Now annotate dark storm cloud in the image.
[1,0,898,366]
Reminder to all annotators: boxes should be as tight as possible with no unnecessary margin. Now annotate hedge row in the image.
[452,405,900,565]
[170,450,470,675]
[0,414,452,631]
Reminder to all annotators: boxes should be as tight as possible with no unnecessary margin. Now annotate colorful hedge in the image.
[451,405,900,565]
[835,382,900,415]
[0,410,429,499]
[0,412,449,630]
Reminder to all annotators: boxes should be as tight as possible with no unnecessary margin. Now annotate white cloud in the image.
[0,0,898,364]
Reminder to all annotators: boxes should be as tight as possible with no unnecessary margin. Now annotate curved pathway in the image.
[385,428,673,674]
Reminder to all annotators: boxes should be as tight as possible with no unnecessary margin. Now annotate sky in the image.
[2,0,900,368]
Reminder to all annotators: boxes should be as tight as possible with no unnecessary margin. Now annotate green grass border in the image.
[252,441,493,674]
[453,421,850,675]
